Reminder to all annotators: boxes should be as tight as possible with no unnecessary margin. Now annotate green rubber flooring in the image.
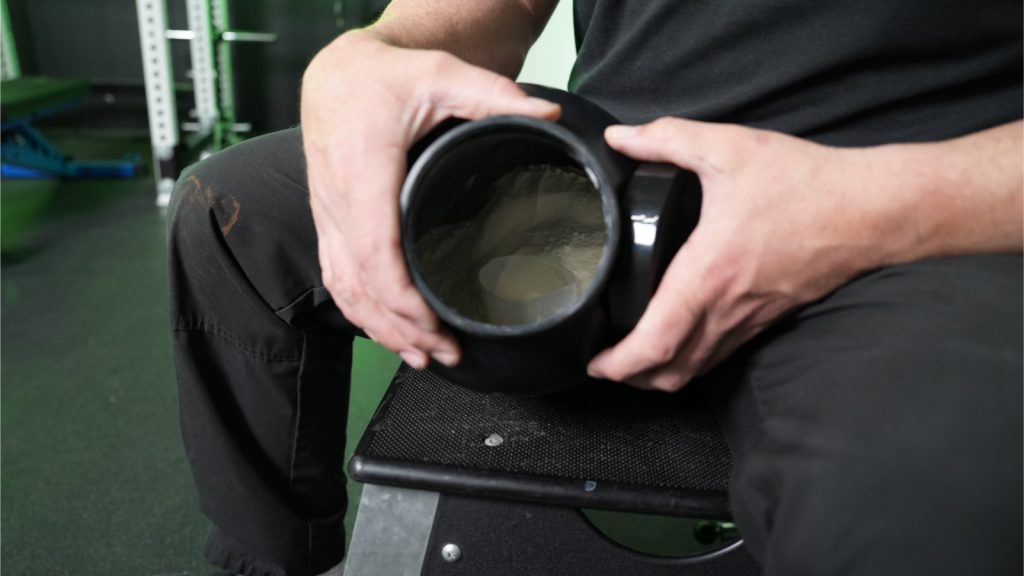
[0,130,398,575]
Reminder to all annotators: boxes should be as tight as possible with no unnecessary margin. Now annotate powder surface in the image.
[415,165,607,323]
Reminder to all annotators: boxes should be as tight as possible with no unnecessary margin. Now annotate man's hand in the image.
[301,31,559,369]
[586,118,1023,391]
[587,119,870,390]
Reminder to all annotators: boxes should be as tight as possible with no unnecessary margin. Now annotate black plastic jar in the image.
[400,85,701,394]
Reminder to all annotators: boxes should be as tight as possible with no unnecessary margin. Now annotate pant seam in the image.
[288,333,306,487]
[289,333,316,563]
[173,316,302,362]
[307,523,314,563]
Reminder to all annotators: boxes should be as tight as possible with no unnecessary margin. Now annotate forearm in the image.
[355,0,557,78]
[856,120,1023,268]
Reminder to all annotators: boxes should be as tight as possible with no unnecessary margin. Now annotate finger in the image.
[355,301,460,368]
[628,320,713,392]
[696,333,745,378]
[343,255,460,364]
[345,301,418,364]
[587,236,711,384]
[695,313,774,377]
[356,241,442,331]
[352,248,461,361]
[311,189,454,362]
[629,293,769,391]
[327,128,445,334]
[332,285,434,369]
[327,245,459,365]
[308,116,429,327]
[586,278,705,383]
[433,60,561,122]
[317,149,454,367]
[384,306,461,365]
[604,118,731,176]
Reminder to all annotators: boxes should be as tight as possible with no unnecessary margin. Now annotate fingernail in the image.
[586,363,603,379]
[605,125,637,141]
[432,350,459,367]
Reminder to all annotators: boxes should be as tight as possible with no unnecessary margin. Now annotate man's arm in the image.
[366,0,557,76]
[301,1,560,369]
[868,121,1022,264]
[587,119,1023,391]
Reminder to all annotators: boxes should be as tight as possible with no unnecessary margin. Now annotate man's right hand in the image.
[300,31,560,369]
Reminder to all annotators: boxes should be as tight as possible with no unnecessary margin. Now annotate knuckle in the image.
[644,117,679,139]
[698,259,736,303]
[642,338,679,366]
[329,277,360,307]
[353,236,400,269]
[420,49,456,77]
[747,127,772,146]
[690,348,713,370]
[368,326,405,353]
[393,319,423,345]
[351,242,377,269]
[381,270,415,299]
[488,74,519,96]
[405,330,441,353]
[719,124,764,160]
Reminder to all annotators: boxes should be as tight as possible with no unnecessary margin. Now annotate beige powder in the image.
[415,165,607,323]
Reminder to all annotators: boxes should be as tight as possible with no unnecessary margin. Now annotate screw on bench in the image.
[441,543,462,562]
[484,433,504,447]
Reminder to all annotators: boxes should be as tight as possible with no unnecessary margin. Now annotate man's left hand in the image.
[587,118,881,391]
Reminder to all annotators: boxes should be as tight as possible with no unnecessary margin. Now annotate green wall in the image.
[517,0,576,89]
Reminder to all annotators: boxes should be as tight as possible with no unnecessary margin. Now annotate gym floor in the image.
[0,124,399,575]
[0,121,705,575]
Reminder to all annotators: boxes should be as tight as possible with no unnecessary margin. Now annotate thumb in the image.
[437,63,561,122]
[604,118,724,177]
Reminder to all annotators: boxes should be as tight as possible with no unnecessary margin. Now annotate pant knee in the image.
[168,158,239,250]
[167,128,322,325]
[739,434,1021,576]
[167,128,305,252]
[725,255,1022,575]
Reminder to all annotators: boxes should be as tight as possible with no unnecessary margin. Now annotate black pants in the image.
[168,128,1023,576]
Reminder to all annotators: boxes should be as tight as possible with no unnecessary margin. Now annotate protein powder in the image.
[414,165,607,324]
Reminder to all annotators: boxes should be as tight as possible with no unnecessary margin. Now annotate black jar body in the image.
[399,85,698,395]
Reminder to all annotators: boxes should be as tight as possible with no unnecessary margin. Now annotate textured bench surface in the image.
[351,365,734,519]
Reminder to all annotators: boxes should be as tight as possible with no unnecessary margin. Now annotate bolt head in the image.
[441,543,462,562]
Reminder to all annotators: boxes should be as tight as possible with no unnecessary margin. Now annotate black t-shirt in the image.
[570,0,1022,146]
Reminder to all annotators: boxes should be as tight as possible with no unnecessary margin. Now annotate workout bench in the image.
[343,365,761,575]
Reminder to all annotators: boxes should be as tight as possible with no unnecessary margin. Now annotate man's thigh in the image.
[708,254,1022,576]
[169,127,356,573]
